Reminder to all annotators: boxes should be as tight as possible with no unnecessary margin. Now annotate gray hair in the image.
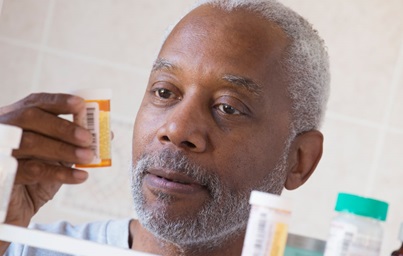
[165,0,330,137]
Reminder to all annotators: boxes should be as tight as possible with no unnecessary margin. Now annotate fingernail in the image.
[75,128,92,144]
[68,96,84,106]
[73,170,88,181]
[76,148,94,163]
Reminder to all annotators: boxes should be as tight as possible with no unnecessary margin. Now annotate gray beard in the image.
[130,147,289,252]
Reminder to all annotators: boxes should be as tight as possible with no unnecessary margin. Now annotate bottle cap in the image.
[398,222,403,242]
[249,190,293,212]
[72,88,112,100]
[334,193,388,221]
[0,123,22,149]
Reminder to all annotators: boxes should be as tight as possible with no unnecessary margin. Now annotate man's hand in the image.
[0,93,95,228]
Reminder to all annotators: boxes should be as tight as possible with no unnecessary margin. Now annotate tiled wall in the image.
[1,0,402,254]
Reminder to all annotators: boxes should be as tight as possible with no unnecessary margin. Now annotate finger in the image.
[15,159,88,185]
[14,132,94,164]
[15,93,86,115]
[1,107,93,147]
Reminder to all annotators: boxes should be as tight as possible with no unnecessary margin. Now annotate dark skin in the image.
[130,5,323,256]
[0,94,94,254]
[0,4,323,256]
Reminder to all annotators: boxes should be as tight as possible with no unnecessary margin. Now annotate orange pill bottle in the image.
[73,89,112,168]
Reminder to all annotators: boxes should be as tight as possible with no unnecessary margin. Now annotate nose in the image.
[156,99,208,153]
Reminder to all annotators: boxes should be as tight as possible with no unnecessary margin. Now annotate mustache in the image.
[134,149,220,193]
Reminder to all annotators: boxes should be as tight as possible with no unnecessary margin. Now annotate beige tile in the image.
[316,116,380,190]
[0,41,38,105]
[370,132,403,255]
[0,0,50,43]
[37,51,150,118]
[389,69,403,130]
[281,0,403,123]
[48,0,193,69]
[283,116,381,240]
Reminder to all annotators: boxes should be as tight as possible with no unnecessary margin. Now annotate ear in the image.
[284,130,323,190]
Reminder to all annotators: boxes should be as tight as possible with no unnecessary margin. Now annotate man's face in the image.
[131,5,291,247]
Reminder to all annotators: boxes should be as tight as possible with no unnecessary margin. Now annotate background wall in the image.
[0,0,402,254]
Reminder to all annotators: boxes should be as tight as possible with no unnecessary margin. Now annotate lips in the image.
[144,168,206,195]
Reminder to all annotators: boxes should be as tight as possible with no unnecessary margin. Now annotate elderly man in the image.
[1,0,329,255]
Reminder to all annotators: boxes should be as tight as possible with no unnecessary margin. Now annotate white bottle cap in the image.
[0,124,22,149]
[249,190,293,212]
[72,88,112,100]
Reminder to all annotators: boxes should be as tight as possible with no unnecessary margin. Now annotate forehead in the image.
[158,5,289,92]
[177,5,287,53]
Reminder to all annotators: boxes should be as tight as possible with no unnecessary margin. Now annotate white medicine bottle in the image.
[241,190,293,256]
[0,123,22,222]
[324,192,388,256]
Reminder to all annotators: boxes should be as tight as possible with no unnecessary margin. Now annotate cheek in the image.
[132,108,162,159]
[212,134,272,188]
[211,127,288,191]
[216,152,268,192]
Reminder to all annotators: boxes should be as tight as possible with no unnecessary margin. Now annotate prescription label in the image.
[324,221,381,256]
[242,207,288,256]
[74,100,111,168]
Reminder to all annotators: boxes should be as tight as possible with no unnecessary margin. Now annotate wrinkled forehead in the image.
[156,4,289,96]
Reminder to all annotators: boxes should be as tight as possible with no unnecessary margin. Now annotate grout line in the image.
[30,0,55,92]
[0,36,151,75]
[0,36,39,50]
[325,111,403,135]
[325,111,383,130]
[44,46,149,73]
[364,33,403,196]
[388,126,403,135]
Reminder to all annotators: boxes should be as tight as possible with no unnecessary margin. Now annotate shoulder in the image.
[5,218,133,256]
[32,218,132,246]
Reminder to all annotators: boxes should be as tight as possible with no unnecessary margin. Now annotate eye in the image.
[154,88,175,99]
[217,104,241,115]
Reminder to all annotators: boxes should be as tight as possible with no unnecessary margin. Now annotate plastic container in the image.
[285,233,326,256]
[323,192,389,256]
[73,88,112,168]
[391,222,403,256]
[241,190,293,256]
[0,123,22,222]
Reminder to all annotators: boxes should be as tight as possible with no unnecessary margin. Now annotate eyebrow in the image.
[222,74,262,96]
[152,58,176,72]
[151,58,262,96]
